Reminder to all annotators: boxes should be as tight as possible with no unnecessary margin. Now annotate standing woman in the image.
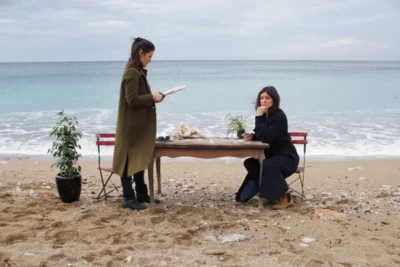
[239,86,299,209]
[113,37,164,210]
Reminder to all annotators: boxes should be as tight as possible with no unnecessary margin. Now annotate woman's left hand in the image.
[153,92,164,103]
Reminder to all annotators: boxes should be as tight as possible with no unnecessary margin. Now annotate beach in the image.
[1,158,399,267]
[2,0,400,264]
[1,0,400,266]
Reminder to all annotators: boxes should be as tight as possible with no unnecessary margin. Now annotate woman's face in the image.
[139,50,154,68]
[260,92,274,110]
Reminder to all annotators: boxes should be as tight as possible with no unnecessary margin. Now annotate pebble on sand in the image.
[204,235,218,241]
[24,252,35,257]
[204,234,247,243]
[305,194,314,200]
[301,237,315,244]
[218,234,247,243]
[347,166,363,171]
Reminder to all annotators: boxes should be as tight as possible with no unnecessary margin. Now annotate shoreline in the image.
[1,153,400,163]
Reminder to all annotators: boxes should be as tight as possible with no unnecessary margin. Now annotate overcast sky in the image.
[0,0,399,62]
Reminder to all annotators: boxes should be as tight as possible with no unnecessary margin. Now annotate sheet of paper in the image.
[162,85,186,96]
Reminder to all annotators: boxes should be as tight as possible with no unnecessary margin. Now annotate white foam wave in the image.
[0,109,399,159]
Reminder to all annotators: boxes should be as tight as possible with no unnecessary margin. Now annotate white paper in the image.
[162,84,186,96]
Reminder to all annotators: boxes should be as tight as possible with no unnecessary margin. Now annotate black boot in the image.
[134,172,161,204]
[122,198,147,210]
[135,183,161,204]
[120,174,147,210]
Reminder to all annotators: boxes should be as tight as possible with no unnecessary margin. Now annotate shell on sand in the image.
[312,209,346,222]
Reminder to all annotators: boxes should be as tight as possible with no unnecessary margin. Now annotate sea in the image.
[0,60,399,160]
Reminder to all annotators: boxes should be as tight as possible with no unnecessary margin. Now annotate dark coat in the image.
[112,62,156,177]
[252,108,298,159]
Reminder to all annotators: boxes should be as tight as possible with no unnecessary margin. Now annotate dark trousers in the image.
[121,161,148,200]
[236,158,262,202]
[238,154,298,201]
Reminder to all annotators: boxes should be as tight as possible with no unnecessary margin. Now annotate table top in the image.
[155,137,269,149]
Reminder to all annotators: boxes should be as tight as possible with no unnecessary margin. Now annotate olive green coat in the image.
[113,63,156,177]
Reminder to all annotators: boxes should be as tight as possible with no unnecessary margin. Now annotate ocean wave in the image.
[0,109,399,158]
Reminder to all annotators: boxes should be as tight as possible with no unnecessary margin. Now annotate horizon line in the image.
[1,59,400,64]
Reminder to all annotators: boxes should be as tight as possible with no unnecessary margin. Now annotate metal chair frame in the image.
[287,132,308,198]
[95,133,118,200]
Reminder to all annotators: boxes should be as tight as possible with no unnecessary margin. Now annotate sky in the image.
[0,0,399,62]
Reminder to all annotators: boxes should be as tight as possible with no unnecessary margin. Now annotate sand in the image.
[0,158,399,267]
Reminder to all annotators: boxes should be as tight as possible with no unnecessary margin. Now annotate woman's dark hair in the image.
[129,37,155,68]
[255,86,280,113]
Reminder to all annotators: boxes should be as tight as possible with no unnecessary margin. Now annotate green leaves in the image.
[226,114,248,137]
[48,110,82,177]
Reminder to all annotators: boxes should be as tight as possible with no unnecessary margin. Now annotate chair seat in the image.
[295,167,304,173]
[100,167,113,173]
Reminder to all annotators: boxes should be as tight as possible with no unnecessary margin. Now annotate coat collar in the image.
[140,68,148,77]
[125,60,147,77]
[262,108,281,120]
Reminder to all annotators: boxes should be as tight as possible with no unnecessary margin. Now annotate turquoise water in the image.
[0,60,399,158]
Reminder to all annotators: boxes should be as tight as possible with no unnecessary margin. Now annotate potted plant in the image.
[226,114,248,139]
[48,111,82,203]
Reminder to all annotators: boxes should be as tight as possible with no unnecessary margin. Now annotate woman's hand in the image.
[153,93,164,103]
[256,106,267,116]
[242,132,253,141]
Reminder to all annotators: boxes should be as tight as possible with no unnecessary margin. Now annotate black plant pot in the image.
[237,129,245,139]
[55,173,82,203]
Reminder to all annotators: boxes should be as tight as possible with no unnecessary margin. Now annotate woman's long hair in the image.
[128,37,155,68]
[255,86,280,114]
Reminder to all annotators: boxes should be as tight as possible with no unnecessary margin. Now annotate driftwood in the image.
[203,249,226,255]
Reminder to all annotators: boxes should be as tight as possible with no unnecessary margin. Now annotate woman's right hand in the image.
[153,93,164,103]
[256,106,267,116]
[242,132,253,141]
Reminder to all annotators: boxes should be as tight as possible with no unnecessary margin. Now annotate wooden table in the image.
[147,138,269,207]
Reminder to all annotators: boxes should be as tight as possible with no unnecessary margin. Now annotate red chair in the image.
[95,133,117,200]
[288,132,308,198]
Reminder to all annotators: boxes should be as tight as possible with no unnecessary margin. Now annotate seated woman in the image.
[236,86,299,209]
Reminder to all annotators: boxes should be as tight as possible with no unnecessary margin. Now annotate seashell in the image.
[170,124,205,140]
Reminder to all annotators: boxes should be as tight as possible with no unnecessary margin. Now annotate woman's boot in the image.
[134,171,161,204]
[272,192,293,210]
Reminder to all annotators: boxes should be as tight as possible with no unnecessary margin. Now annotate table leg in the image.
[148,154,155,205]
[156,157,161,194]
[258,150,265,209]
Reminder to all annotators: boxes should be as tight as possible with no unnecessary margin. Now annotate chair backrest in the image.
[289,132,308,167]
[289,131,308,154]
[288,132,308,196]
[96,133,116,147]
[95,133,116,167]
